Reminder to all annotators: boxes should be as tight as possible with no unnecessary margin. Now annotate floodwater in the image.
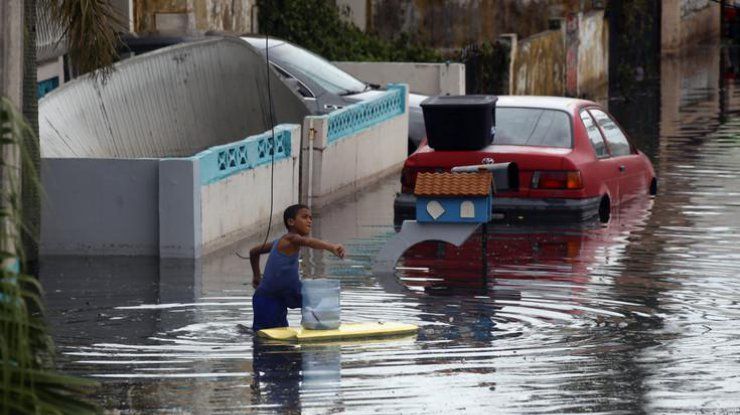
[42,44,740,414]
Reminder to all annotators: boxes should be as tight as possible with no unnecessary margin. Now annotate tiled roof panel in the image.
[414,172,492,197]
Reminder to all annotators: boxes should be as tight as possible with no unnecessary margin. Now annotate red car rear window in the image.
[495,108,572,148]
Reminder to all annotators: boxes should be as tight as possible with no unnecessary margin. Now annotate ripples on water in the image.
[42,48,740,414]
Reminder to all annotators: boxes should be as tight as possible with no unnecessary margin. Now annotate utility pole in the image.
[23,0,41,271]
[721,0,727,39]
[0,0,25,265]
[1,0,24,107]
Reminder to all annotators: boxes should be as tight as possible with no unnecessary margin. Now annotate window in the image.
[589,109,632,157]
[495,108,572,148]
[269,43,367,96]
[460,201,475,218]
[270,64,315,98]
[580,110,608,157]
[37,77,59,99]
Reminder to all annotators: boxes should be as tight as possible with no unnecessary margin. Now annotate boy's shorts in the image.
[252,295,289,331]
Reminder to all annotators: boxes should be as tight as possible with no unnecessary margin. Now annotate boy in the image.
[250,204,345,331]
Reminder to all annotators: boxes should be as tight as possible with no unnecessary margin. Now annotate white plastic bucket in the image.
[301,279,341,330]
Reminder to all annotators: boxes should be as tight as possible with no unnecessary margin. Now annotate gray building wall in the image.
[41,158,160,255]
[159,158,201,258]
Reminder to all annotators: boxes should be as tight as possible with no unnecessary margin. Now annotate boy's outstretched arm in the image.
[249,242,272,288]
[285,234,345,258]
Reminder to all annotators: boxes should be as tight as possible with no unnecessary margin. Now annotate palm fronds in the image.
[45,0,123,81]
[1,97,99,415]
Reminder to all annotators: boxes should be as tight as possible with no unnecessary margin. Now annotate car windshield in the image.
[494,108,572,148]
[267,43,367,96]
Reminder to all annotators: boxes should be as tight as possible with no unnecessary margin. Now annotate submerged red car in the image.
[395,96,657,225]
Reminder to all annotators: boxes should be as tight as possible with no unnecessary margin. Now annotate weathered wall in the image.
[37,57,65,93]
[41,158,160,255]
[511,29,565,96]
[198,125,301,255]
[40,38,308,159]
[301,85,408,207]
[337,0,369,31]
[371,0,551,49]
[111,0,134,32]
[662,0,720,55]
[193,0,256,33]
[333,61,465,95]
[577,10,608,98]
[134,0,257,35]
[367,0,598,49]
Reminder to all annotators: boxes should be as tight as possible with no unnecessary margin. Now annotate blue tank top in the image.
[254,236,302,308]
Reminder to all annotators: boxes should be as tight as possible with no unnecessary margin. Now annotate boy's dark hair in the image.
[283,204,309,229]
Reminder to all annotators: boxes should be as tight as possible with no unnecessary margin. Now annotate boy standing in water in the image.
[249,204,345,331]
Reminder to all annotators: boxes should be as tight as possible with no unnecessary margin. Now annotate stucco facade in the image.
[662,0,720,56]
[134,0,258,35]
[344,0,597,49]
[511,29,566,96]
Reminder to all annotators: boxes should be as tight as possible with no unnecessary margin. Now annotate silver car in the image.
[241,36,427,152]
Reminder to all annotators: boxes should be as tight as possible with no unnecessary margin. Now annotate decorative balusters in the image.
[196,126,293,184]
[326,84,406,144]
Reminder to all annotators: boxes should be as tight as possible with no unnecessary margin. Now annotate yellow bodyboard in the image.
[258,322,418,342]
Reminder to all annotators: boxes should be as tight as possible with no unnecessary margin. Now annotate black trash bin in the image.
[421,95,498,151]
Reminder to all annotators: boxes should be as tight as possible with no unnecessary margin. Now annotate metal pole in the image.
[307,119,315,209]
[721,0,727,40]
[0,0,24,265]
[481,222,488,286]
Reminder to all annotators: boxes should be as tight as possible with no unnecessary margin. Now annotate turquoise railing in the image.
[193,125,295,185]
[326,84,406,145]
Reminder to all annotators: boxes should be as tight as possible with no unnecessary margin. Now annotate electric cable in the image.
[262,33,278,249]
[236,33,277,260]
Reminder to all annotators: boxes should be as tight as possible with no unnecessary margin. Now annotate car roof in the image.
[240,36,286,50]
[496,95,596,112]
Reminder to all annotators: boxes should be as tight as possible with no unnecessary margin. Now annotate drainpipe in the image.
[307,119,315,209]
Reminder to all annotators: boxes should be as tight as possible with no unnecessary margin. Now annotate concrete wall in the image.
[37,58,64,84]
[369,0,568,49]
[576,10,609,98]
[134,0,257,35]
[301,85,408,207]
[111,0,134,32]
[337,0,368,31]
[41,158,160,255]
[506,11,607,98]
[198,125,301,255]
[40,37,308,159]
[41,125,300,257]
[662,0,720,55]
[511,29,566,96]
[333,61,465,95]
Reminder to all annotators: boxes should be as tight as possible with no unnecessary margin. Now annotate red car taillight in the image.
[531,171,583,190]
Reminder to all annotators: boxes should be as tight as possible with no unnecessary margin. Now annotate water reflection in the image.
[40,43,740,414]
[250,339,345,413]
